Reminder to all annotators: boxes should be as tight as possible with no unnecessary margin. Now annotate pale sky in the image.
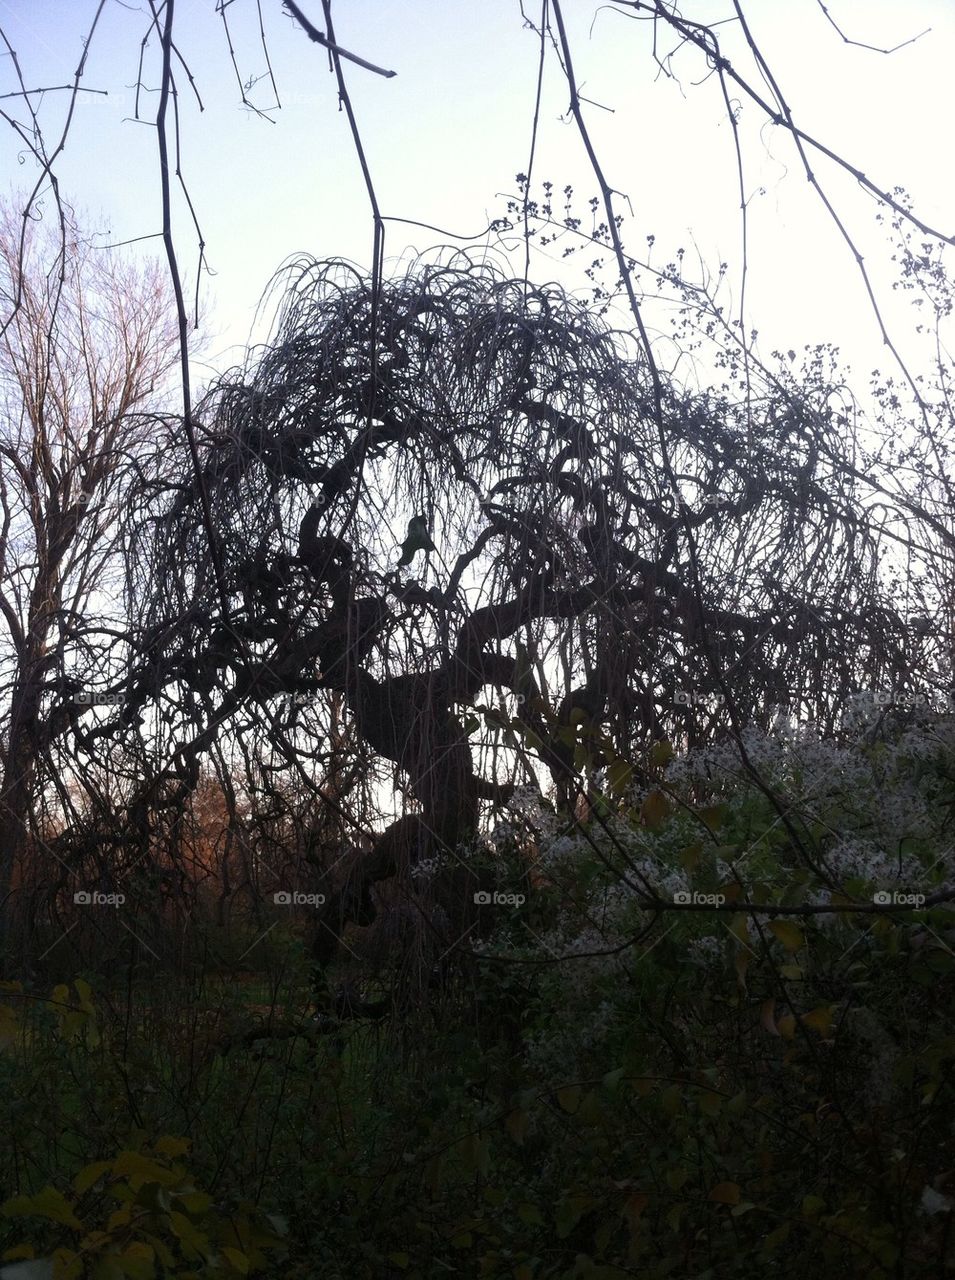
[1,0,952,390]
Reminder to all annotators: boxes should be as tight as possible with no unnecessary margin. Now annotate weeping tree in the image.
[113,255,910,1007]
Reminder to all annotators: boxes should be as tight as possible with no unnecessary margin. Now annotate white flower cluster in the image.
[821,837,922,888]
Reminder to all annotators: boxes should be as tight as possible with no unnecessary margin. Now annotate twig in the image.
[282,0,396,78]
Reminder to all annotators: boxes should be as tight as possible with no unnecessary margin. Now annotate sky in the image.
[0,0,952,394]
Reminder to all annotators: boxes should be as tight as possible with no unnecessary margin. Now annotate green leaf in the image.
[517,1202,544,1227]
[650,739,675,767]
[397,514,436,566]
[606,758,633,796]
[679,842,703,872]
[697,803,727,832]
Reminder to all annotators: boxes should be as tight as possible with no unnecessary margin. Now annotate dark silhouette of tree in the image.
[108,256,915,1006]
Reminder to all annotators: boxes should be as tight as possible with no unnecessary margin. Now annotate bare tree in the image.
[0,202,179,973]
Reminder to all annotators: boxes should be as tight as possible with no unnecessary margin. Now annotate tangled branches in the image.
[113,255,913,1001]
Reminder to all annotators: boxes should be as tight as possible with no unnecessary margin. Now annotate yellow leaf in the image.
[111,1152,179,1189]
[661,1084,681,1115]
[769,920,805,952]
[168,1211,209,1256]
[153,1136,190,1159]
[640,790,671,830]
[176,1192,212,1215]
[556,1085,582,1113]
[802,1006,835,1036]
[2,1186,83,1230]
[74,1162,113,1194]
[1,1245,35,1261]
[708,1181,741,1205]
[606,759,634,795]
[73,979,94,1011]
[221,1247,249,1274]
[697,1089,722,1118]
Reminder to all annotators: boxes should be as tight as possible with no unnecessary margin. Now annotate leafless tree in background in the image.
[0,202,179,972]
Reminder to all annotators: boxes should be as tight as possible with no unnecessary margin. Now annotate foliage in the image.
[2,713,952,1276]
